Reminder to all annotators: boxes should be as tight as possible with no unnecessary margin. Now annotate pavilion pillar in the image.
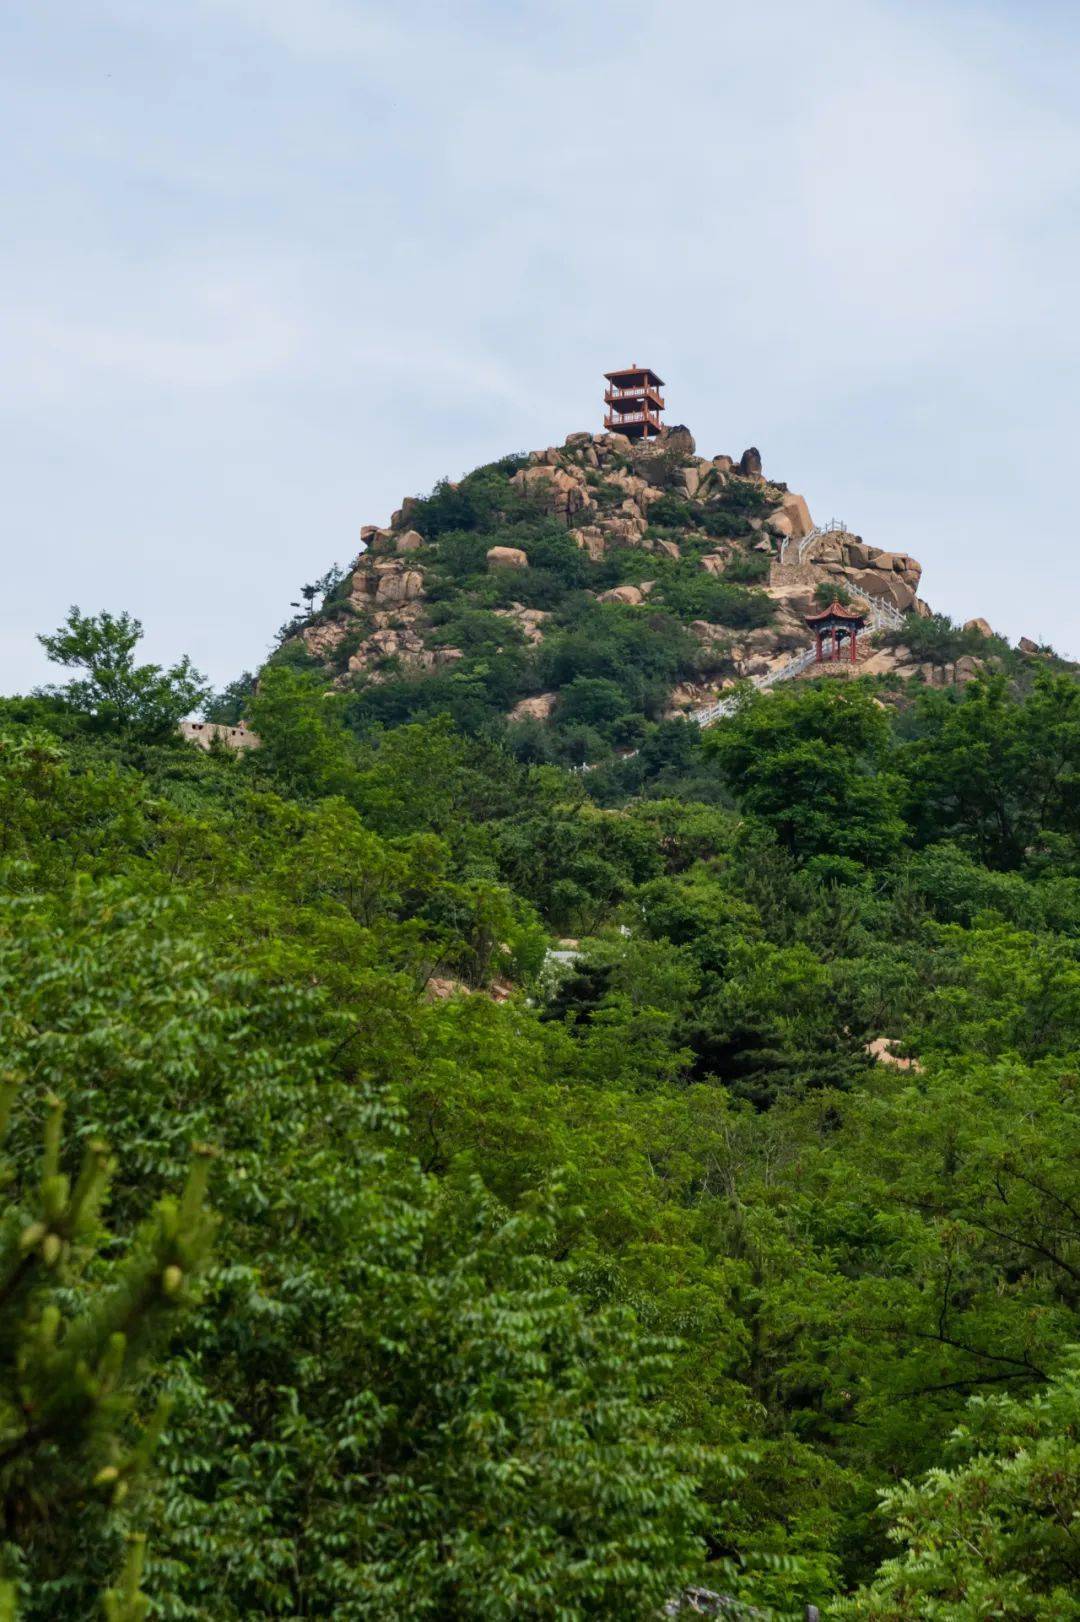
[850,627,858,664]
[815,631,823,662]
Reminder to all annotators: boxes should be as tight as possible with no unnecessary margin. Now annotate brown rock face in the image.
[346,622,462,678]
[597,585,644,605]
[508,691,558,722]
[494,603,550,644]
[349,558,425,607]
[738,446,763,478]
[660,424,696,458]
[374,567,424,605]
[603,514,648,544]
[604,431,633,455]
[511,464,590,525]
[963,617,994,637]
[777,493,813,539]
[866,1037,922,1072]
[302,620,350,658]
[425,977,470,1001]
[1019,636,1040,655]
[486,545,529,570]
[362,527,395,555]
[571,525,607,561]
[395,530,424,553]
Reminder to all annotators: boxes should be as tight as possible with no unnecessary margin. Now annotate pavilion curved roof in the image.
[804,599,867,625]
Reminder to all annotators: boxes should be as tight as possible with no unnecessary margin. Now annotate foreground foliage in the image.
[4,610,1080,1615]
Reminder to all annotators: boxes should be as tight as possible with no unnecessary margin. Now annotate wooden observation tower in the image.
[603,364,665,440]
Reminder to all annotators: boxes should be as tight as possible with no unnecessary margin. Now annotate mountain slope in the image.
[278,424,1029,770]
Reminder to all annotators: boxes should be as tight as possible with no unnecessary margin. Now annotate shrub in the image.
[814,581,852,607]
[725,551,772,585]
[659,572,775,629]
[427,606,524,654]
[518,524,590,588]
[558,677,629,728]
[407,459,528,540]
[648,495,698,530]
[430,529,492,579]
[887,611,1009,665]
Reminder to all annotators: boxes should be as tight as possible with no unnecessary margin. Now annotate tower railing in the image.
[605,386,665,405]
[604,410,662,430]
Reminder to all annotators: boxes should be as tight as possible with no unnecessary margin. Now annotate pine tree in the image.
[0,1080,214,1616]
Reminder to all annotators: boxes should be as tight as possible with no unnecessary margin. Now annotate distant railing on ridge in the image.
[777,519,848,566]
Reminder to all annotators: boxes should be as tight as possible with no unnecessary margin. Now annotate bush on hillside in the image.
[406,456,530,539]
[725,550,772,585]
[887,611,1010,665]
[659,572,775,629]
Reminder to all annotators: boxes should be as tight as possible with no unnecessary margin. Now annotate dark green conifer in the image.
[0,1081,214,1615]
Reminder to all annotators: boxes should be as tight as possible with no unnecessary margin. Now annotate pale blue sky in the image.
[2,0,1079,692]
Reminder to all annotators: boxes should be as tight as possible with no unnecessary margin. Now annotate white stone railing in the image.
[866,596,905,632]
[568,592,908,769]
[777,518,848,566]
[687,595,904,730]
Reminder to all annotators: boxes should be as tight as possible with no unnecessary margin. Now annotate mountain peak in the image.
[278,424,1016,770]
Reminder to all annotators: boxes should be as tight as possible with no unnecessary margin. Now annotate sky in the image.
[2,0,1079,694]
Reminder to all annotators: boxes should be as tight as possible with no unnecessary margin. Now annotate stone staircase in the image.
[687,596,904,727]
[571,596,906,771]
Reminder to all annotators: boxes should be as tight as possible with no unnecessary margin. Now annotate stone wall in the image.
[179,721,260,752]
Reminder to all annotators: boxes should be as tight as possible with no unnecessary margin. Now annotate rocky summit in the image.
[281,423,1039,769]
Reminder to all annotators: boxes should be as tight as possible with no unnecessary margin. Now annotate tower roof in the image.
[604,364,665,387]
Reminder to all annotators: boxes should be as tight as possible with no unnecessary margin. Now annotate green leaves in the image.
[843,1357,1080,1618]
[706,683,906,868]
[898,669,1080,869]
[37,609,209,741]
[10,612,1080,1616]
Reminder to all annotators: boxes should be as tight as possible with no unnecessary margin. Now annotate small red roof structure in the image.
[603,363,665,440]
[804,600,867,666]
[804,600,866,625]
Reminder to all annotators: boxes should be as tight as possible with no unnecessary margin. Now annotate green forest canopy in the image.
[3,606,1080,1617]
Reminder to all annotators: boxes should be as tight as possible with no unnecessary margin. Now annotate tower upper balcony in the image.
[602,365,665,439]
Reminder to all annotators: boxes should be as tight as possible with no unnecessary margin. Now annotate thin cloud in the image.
[2,0,1078,687]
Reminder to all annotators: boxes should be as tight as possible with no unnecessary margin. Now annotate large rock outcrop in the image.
[486,545,529,570]
[510,464,592,525]
[290,422,1001,710]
